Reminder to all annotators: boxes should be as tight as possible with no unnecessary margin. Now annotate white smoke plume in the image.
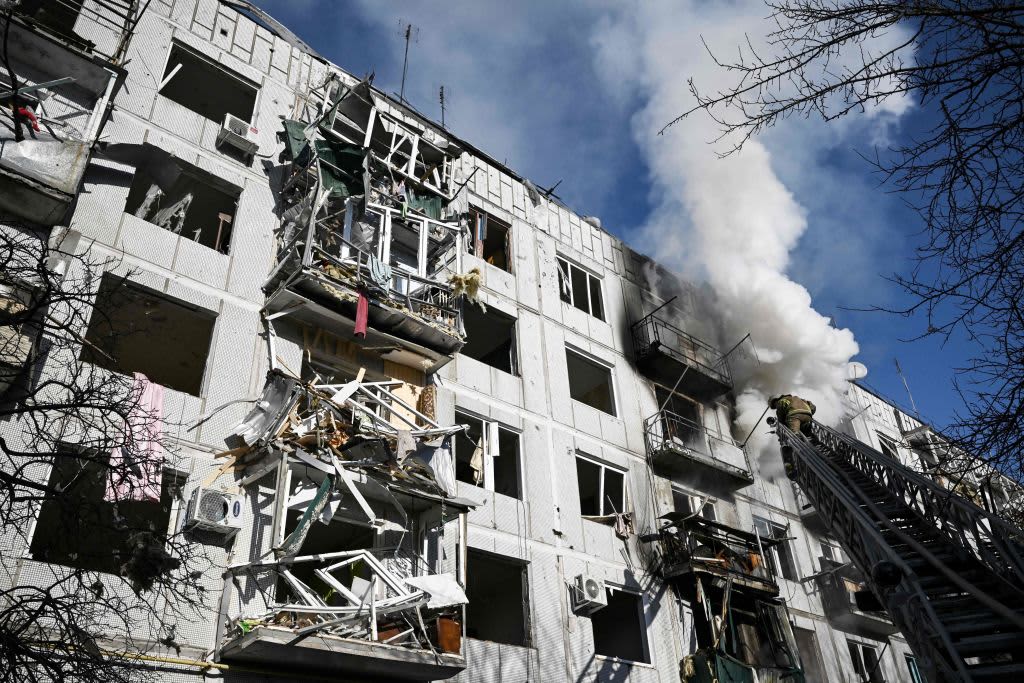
[592,2,867,463]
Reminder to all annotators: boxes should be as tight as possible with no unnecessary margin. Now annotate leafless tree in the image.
[672,1,1024,484]
[0,224,208,682]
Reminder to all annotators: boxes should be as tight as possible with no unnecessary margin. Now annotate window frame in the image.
[752,516,799,582]
[576,453,628,519]
[904,655,924,683]
[565,346,617,416]
[454,410,523,499]
[877,432,900,460]
[157,39,260,123]
[847,639,886,683]
[556,256,604,321]
[464,549,531,647]
[459,304,519,376]
[468,207,513,273]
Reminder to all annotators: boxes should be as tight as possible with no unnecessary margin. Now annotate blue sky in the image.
[252,0,975,429]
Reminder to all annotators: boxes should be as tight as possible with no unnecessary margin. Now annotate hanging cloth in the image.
[354,291,369,338]
[105,373,164,502]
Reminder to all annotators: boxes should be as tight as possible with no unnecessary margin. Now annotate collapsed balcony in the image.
[644,409,752,483]
[0,10,129,224]
[214,371,475,680]
[815,557,898,638]
[265,79,471,373]
[631,312,732,398]
[654,516,780,596]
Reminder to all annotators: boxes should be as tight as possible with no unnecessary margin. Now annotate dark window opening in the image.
[753,517,798,581]
[455,412,484,487]
[576,456,625,517]
[566,349,615,415]
[277,508,376,605]
[81,275,216,396]
[877,433,899,460]
[124,147,241,254]
[794,627,827,683]
[848,640,885,683]
[656,386,703,450]
[19,0,84,40]
[465,550,529,646]
[557,257,604,320]
[494,428,521,498]
[469,209,511,273]
[461,306,517,375]
[30,454,181,575]
[159,42,258,123]
[590,588,648,663]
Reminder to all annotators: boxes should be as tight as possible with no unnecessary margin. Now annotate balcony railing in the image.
[643,410,752,482]
[658,517,779,596]
[631,312,732,397]
[216,549,466,681]
[815,557,898,636]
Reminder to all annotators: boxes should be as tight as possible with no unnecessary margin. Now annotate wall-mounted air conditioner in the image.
[217,113,259,156]
[573,573,607,615]
[184,486,244,536]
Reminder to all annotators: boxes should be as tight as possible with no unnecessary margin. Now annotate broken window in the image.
[576,455,625,518]
[454,412,522,499]
[905,655,924,683]
[877,433,899,460]
[656,386,703,451]
[690,495,717,521]
[30,454,181,575]
[590,587,649,663]
[819,539,844,568]
[460,305,517,375]
[753,516,798,581]
[566,348,615,415]
[81,275,216,396]
[465,550,529,646]
[468,208,511,272]
[159,41,259,124]
[794,627,827,683]
[557,257,604,321]
[123,146,241,254]
[848,640,885,683]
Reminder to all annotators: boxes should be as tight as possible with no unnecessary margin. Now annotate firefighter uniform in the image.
[770,394,816,438]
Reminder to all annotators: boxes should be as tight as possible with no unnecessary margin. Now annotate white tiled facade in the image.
[1,2,966,681]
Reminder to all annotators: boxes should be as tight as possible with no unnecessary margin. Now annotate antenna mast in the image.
[439,85,447,128]
[894,358,920,418]
[399,22,416,103]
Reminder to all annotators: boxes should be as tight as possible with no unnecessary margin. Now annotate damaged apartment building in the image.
[2,1,1023,682]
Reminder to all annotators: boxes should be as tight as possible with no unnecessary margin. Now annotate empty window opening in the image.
[19,0,84,39]
[656,386,703,451]
[848,640,885,683]
[590,588,649,663]
[159,42,258,123]
[819,539,844,568]
[576,455,625,518]
[461,305,517,375]
[753,516,798,581]
[81,275,216,396]
[566,348,615,415]
[30,454,181,575]
[557,257,604,320]
[469,208,511,272]
[794,627,827,683]
[690,495,716,521]
[454,412,522,499]
[465,550,529,646]
[277,509,376,605]
[123,147,241,254]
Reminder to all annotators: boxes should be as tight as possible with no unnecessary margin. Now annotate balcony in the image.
[631,312,732,398]
[656,517,779,597]
[644,410,753,483]
[816,558,898,637]
[0,13,126,225]
[264,200,465,374]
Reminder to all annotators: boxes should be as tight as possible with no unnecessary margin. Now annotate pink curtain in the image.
[104,372,164,502]
[354,291,369,338]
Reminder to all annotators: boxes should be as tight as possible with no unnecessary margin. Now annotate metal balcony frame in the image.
[631,311,732,390]
[643,409,753,482]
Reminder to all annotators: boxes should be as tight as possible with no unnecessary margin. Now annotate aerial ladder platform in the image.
[776,420,1024,682]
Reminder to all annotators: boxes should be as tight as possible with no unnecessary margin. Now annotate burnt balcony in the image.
[816,557,898,637]
[644,410,753,484]
[264,200,465,374]
[0,12,127,225]
[656,517,780,597]
[631,312,732,398]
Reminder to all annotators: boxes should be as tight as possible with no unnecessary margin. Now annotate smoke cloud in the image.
[592,2,866,462]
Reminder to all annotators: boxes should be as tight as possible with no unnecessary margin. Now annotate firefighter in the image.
[769,394,816,438]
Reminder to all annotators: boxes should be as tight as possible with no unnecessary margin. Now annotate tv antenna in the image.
[397,21,419,104]
[439,85,449,128]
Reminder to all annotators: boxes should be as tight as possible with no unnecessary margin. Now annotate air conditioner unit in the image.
[217,113,259,156]
[573,573,607,615]
[184,486,244,536]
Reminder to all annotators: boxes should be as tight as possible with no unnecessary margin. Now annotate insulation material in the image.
[404,573,468,609]
[105,372,164,503]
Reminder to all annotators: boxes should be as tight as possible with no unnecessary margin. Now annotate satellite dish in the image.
[847,362,868,381]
